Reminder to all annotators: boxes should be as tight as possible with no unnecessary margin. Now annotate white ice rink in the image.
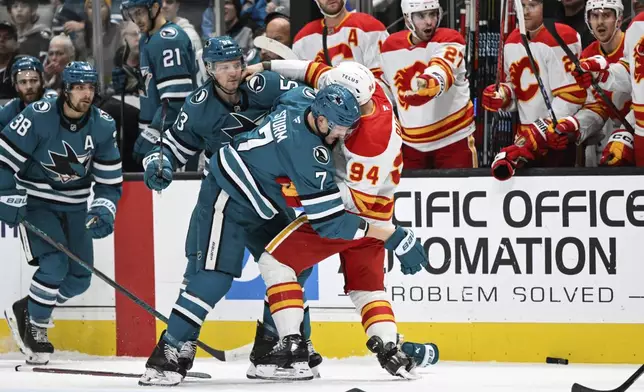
[0,352,643,392]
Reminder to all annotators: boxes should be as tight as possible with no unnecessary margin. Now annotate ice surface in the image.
[1,352,643,392]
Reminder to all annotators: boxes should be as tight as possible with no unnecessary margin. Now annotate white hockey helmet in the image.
[401,0,443,40]
[320,61,376,106]
[585,0,624,42]
[315,0,348,18]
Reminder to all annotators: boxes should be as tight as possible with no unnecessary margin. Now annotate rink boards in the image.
[1,173,644,363]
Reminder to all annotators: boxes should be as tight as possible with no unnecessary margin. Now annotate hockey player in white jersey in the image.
[293,0,388,85]
[483,0,587,180]
[548,0,632,166]
[380,0,478,169]
[572,0,644,166]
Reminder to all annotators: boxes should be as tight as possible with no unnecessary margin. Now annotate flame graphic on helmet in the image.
[394,61,431,110]
[634,35,644,84]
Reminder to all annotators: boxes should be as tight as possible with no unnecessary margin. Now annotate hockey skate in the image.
[4,296,54,365]
[247,321,322,379]
[178,340,197,373]
[367,336,419,380]
[253,334,313,381]
[139,332,185,386]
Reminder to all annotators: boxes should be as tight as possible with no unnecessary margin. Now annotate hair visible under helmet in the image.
[11,55,44,85]
[311,84,360,137]
[202,36,245,95]
[401,0,443,40]
[585,0,624,44]
[62,61,98,112]
[319,61,376,106]
[314,0,347,18]
[121,0,162,25]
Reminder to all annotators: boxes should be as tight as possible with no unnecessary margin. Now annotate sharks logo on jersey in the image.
[139,67,153,98]
[247,74,267,94]
[160,27,179,39]
[221,112,268,141]
[33,101,52,113]
[42,141,92,183]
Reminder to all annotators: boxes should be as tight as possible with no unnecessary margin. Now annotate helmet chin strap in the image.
[317,0,346,18]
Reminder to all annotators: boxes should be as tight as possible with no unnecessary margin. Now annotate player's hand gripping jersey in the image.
[293,12,388,81]
[380,28,474,153]
[0,97,122,213]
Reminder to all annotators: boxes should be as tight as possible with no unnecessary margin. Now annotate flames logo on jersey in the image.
[509,57,539,102]
[393,61,431,110]
[634,35,644,84]
[314,43,354,65]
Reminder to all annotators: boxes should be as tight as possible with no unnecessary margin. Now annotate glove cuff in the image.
[90,198,116,219]
[142,151,171,171]
[384,226,416,255]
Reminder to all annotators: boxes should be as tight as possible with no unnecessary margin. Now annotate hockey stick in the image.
[20,220,227,361]
[571,364,644,392]
[15,365,211,379]
[118,42,129,162]
[513,0,558,124]
[322,24,332,65]
[253,36,298,60]
[542,19,635,134]
[156,98,168,195]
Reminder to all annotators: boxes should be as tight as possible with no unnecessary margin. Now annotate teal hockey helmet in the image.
[311,84,360,131]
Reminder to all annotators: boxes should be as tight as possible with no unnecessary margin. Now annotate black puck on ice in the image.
[546,357,569,365]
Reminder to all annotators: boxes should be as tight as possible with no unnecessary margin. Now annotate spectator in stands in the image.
[202,0,255,57]
[161,0,202,55]
[70,0,121,84]
[560,0,594,48]
[43,33,74,93]
[260,6,290,61]
[0,21,20,98]
[8,0,51,61]
[112,21,139,93]
[635,0,644,15]
[241,0,267,27]
[266,0,289,15]
[49,0,85,36]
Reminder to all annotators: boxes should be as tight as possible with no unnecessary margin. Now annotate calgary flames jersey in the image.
[599,12,644,158]
[269,60,403,225]
[380,28,474,152]
[292,12,388,81]
[503,23,586,128]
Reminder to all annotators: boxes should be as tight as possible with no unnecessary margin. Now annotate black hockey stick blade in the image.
[542,19,635,134]
[571,364,644,392]
[21,220,227,362]
[15,365,211,379]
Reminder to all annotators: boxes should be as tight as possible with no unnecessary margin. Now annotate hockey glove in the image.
[384,226,428,275]
[518,118,550,154]
[133,128,161,165]
[0,189,27,228]
[276,176,302,208]
[143,150,173,191]
[546,116,580,150]
[401,342,439,367]
[600,129,635,166]
[491,145,535,181]
[415,73,444,100]
[482,83,512,112]
[572,55,610,89]
[86,198,116,239]
[111,67,127,94]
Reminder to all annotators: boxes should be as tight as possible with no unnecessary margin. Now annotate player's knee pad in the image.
[349,290,397,344]
[258,252,297,287]
[59,272,92,299]
[34,251,70,285]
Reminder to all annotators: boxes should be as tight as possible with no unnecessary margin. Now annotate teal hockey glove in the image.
[384,226,428,275]
[86,198,116,239]
[143,151,173,191]
[0,189,27,228]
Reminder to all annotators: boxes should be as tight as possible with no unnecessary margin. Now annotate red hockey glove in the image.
[546,116,580,150]
[516,118,549,157]
[276,176,302,207]
[572,55,610,89]
[482,83,512,112]
[415,73,444,100]
[600,129,635,166]
[491,145,535,181]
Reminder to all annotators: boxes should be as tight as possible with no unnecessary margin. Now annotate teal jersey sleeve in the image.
[0,104,42,191]
[243,70,300,109]
[0,99,22,129]
[90,108,123,210]
[147,24,197,132]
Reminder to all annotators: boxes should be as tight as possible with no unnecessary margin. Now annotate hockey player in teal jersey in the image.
[0,62,122,366]
[136,36,312,387]
[119,0,196,164]
[0,56,58,129]
[146,84,428,381]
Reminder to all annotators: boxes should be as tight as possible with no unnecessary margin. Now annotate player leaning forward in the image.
[146,83,429,380]
[1,62,122,365]
[379,0,478,169]
[244,59,439,379]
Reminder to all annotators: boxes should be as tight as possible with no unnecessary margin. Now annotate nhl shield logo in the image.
[313,146,330,165]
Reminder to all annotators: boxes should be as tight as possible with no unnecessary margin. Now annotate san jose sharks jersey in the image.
[212,86,368,241]
[138,22,196,145]
[0,89,58,129]
[160,71,300,175]
[0,97,123,212]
